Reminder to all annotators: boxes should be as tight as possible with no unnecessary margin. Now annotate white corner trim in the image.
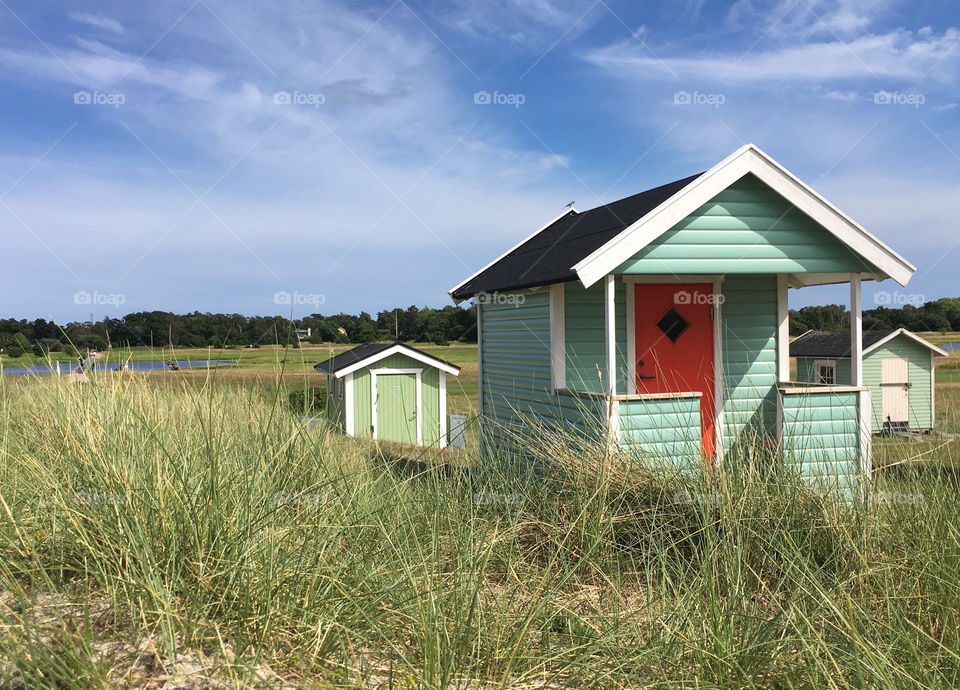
[862,327,950,357]
[572,144,915,288]
[712,279,724,466]
[448,208,577,300]
[476,302,484,417]
[334,343,460,378]
[625,282,636,395]
[344,372,355,435]
[850,274,863,387]
[604,275,616,395]
[439,371,448,448]
[550,283,566,390]
[371,368,423,445]
[859,389,873,480]
[777,274,790,382]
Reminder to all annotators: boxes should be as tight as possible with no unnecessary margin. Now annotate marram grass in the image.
[0,374,959,688]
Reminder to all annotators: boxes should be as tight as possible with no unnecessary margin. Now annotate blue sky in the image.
[0,0,958,321]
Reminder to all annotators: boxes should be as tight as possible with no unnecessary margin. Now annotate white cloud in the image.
[69,13,124,34]
[584,28,960,84]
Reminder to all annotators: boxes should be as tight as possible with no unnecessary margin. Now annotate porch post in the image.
[850,273,863,386]
[604,274,616,395]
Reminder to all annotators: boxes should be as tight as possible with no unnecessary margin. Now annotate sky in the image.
[0,0,958,322]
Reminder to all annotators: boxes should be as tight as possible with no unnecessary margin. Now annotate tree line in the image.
[1,297,957,358]
[0,305,477,357]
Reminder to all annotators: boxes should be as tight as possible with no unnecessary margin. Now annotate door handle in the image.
[639,374,656,380]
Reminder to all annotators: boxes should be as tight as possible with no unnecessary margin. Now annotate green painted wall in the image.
[479,288,606,453]
[617,397,701,466]
[615,174,874,275]
[795,335,936,431]
[349,352,442,446]
[780,390,863,490]
[720,275,780,452]
[564,281,628,394]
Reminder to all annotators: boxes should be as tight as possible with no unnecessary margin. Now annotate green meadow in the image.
[0,348,958,687]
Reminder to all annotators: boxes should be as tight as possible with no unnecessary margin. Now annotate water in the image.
[939,342,960,351]
[1,359,238,376]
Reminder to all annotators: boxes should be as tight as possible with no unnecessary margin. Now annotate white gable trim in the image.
[334,344,461,378]
[572,144,915,288]
[862,328,949,357]
[448,208,578,302]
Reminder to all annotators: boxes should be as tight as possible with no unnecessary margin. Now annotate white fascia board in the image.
[448,208,577,303]
[572,144,916,288]
[334,344,461,378]
[862,328,950,357]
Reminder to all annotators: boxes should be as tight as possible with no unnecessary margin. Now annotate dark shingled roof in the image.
[451,172,703,301]
[789,330,895,358]
[314,342,460,374]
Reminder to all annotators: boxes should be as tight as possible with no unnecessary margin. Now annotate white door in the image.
[881,357,910,425]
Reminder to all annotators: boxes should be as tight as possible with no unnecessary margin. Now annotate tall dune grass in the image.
[1,374,959,687]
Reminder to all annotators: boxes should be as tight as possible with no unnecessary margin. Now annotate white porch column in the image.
[604,274,616,395]
[850,273,863,386]
[776,275,790,382]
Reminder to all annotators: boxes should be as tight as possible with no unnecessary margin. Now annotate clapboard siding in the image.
[618,397,702,467]
[480,288,605,453]
[564,281,628,394]
[721,275,779,451]
[780,390,863,489]
[615,174,872,275]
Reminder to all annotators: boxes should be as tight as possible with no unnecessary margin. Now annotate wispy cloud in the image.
[69,12,124,35]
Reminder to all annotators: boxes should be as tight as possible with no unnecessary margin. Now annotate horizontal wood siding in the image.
[780,390,863,489]
[615,174,873,275]
[618,397,702,468]
[721,275,779,452]
[564,281,628,394]
[480,289,605,455]
[864,339,934,430]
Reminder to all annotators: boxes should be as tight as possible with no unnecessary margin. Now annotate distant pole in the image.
[395,309,399,339]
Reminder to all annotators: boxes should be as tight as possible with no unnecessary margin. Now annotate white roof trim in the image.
[448,208,577,303]
[862,328,950,357]
[333,344,461,378]
[572,144,916,288]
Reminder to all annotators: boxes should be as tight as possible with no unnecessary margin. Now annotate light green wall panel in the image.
[780,390,863,490]
[615,174,875,275]
[720,275,779,452]
[564,281,628,394]
[617,397,701,468]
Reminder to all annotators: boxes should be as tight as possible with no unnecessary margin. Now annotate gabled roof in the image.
[450,144,916,302]
[790,328,948,358]
[449,174,701,301]
[314,342,461,378]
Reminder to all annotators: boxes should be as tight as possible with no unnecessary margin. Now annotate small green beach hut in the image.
[791,328,947,433]
[315,342,461,447]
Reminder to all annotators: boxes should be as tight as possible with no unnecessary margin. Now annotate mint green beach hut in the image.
[450,144,920,488]
[791,328,948,433]
[314,342,461,447]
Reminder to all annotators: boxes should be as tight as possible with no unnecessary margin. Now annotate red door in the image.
[634,284,716,459]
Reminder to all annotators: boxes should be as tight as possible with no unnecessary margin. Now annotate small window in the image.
[814,360,836,385]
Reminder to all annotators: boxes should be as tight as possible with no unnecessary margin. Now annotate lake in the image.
[1,359,238,376]
[941,342,960,351]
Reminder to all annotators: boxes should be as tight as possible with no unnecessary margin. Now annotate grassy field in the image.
[1,348,959,687]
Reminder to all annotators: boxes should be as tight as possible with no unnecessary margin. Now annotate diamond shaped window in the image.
[656,307,690,343]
